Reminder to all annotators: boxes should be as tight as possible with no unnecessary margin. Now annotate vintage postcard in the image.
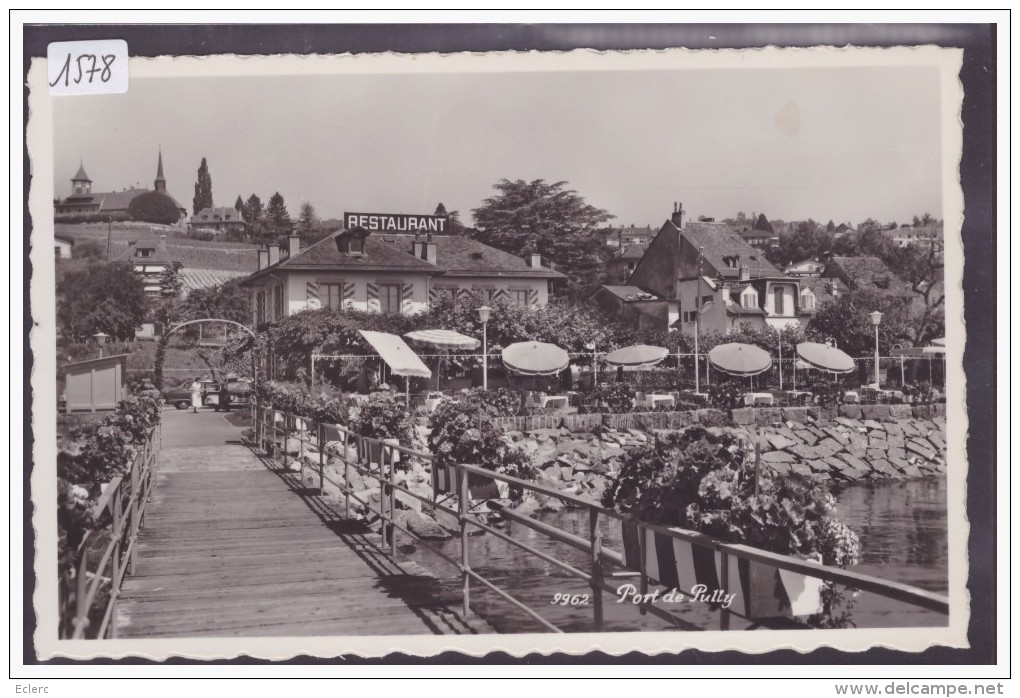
[28,42,970,661]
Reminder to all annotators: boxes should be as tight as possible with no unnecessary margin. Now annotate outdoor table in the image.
[844,391,860,404]
[643,393,676,409]
[424,393,445,413]
[540,395,569,409]
[787,390,813,404]
[743,392,775,406]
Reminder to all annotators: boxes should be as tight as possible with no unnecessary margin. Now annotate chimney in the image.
[424,238,437,264]
[671,202,685,228]
[738,265,750,282]
[159,233,166,244]
[268,245,280,266]
[257,248,269,270]
[412,232,425,259]
[530,253,542,269]
[288,234,300,257]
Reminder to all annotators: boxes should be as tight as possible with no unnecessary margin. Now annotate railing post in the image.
[128,461,140,574]
[459,464,470,617]
[281,413,289,471]
[72,548,89,638]
[589,509,604,632]
[719,550,731,631]
[377,439,387,549]
[317,423,325,495]
[343,430,350,517]
[110,487,122,638]
[389,444,397,555]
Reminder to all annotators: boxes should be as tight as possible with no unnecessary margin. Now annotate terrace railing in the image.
[59,422,161,639]
[250,403,949,633]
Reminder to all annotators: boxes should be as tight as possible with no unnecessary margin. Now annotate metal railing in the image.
[250,403,949,633]
[59,422,161,639]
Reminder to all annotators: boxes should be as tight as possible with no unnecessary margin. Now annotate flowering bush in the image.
[901,381,936,405]
[427,395,536,499]
[812,380,846,409]
[583,382,635,413]
[708,381,744,409]
[57,380,163,577]
[602,426,861,625]
[468,387,522,417]
[352,393,414,445]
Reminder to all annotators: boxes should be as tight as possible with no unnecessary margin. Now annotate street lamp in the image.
[694,246,704,394]
[585,341,597,388]
[477,305,491,390]
[869,311,883,389]
[92,331,109,359]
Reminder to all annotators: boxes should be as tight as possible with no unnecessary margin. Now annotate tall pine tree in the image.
[192,157,213,215]
[265,192,291,233]
[234,195,244,212]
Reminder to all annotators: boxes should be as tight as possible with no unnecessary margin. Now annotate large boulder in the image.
[729,407,756,425]
[395,510,451,539]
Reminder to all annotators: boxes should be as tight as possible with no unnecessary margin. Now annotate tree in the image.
[753,213,774,233]
[128,191,181,224]
[193,158,213,215]
[56,262,147,341]
[242,193,263,224]
[769,221,833,266]
[265,192,291,234]
[434,202,467,235]
[182,279,252,326]
[806,286,915,356]
[234,195,244,212]
[470,179,614,290]
[826,220,836,233]
[297,201,318,237]
[72,240,105,260]
[885,238,945,344]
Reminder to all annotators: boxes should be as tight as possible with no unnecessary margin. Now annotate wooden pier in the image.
[114,409,486,637]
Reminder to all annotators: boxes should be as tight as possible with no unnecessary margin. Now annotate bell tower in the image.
[154,148,167,193]
[72,161,91,195]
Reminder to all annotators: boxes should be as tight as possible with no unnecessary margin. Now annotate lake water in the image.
[398,476,949,633]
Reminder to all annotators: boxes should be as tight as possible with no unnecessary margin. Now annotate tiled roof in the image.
[180,268,249,292]
[115,235,178,266]
[671,220,782,278]
[383,234,564,278]
[599,285,662,302]
[614,243,648,261]
[58,188,188,215]
[824,256,897,288]
[73,164,90,181]
[241,230,564,285]
[168,244,258,272]
[191,206,243,223]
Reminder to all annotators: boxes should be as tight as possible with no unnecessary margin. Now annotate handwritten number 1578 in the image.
[49,53,116,87]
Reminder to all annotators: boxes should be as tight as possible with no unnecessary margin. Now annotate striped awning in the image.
[358,330,432,379]
[404,329,480,350]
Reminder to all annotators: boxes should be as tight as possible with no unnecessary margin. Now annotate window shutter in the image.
[367,283,380,312]
[342,282,355,308]
[401,283,414,314]
[306,281,320,309]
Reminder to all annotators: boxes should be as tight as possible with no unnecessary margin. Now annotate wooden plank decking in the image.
[115,409,486,637]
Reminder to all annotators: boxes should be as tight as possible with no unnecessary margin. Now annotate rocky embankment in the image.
[278,414,946,540]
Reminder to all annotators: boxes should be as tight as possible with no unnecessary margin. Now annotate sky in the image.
[52,62,945,228]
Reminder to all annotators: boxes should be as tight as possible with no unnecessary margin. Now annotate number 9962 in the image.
[551,593,590,606]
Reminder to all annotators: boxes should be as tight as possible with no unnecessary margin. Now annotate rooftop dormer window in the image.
[136,248,153,258]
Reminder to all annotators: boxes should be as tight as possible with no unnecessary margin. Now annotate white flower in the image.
[71,485,89,503]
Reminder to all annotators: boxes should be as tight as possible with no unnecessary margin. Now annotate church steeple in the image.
[154,149,166,193]
[72,160,91,195]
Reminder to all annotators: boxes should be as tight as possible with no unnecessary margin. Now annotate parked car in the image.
[213,378,252,411]
[164,379,220,410]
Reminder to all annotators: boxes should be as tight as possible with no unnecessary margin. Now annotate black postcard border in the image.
[20,20,998,671]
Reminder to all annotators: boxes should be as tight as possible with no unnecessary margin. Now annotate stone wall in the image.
[491,403,946,433]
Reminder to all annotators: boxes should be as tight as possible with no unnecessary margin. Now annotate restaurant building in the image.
[239,212,564,325]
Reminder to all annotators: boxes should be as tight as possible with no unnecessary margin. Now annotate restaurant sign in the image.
[344,212,448,234]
